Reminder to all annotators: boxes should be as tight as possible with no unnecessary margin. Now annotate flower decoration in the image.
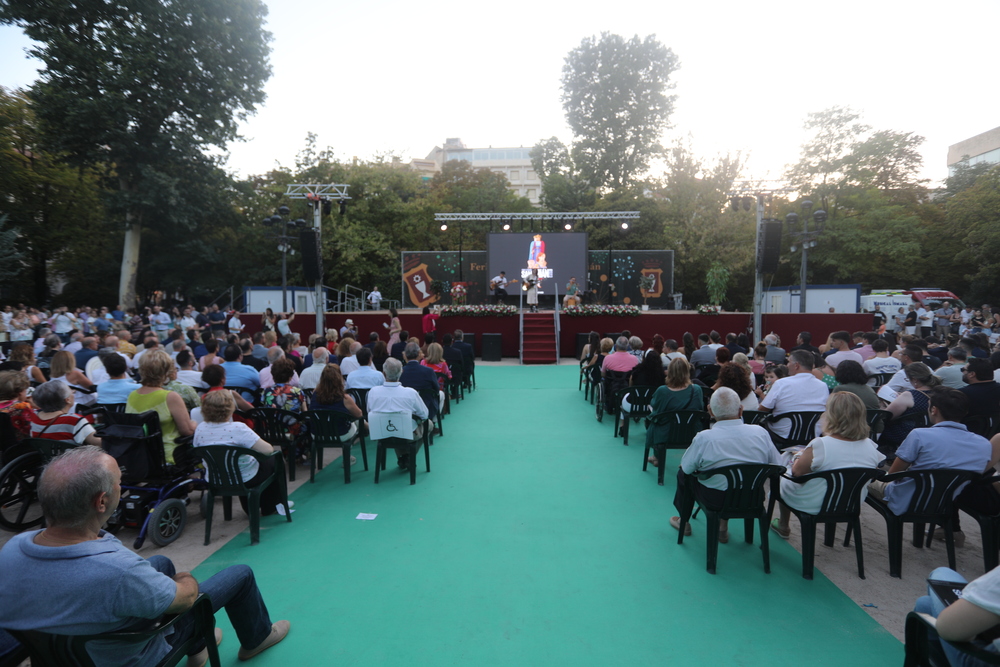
[450,283,467,305]
[439,304,518,317]
[696,304,722,315]
[563,305,641,317]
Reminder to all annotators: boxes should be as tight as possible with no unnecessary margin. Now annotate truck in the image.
[860,289,964,313]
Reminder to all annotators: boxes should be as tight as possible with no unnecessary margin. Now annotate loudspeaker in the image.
[300,229,323,284]
[757,220,782,274]
[482,333,502,361]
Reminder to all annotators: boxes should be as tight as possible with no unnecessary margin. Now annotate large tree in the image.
[0,0,272,306]
[560,33,679,190]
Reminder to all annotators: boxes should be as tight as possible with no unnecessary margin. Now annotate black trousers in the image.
[239,455,283,516]
[495,289,507,304]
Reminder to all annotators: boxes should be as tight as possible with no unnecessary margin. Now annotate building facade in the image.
[420,138,542,205]
[947,126,1000,175]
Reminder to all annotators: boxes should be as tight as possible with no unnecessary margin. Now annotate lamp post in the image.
[267,206,307,312]
[785,200,828,313]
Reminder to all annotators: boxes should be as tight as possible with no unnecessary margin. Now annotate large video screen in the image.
[487,232,588,295]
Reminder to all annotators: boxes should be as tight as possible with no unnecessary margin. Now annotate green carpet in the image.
[193,366,903,666]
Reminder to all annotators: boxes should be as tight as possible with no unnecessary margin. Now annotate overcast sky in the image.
[1,0,996,187]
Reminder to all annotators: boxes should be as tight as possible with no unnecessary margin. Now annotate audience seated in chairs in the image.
[401,342,441,422]
[260,357,308,416]
[50,350,96,409]
[830,359,881,411]
[879,363,941,452]
[912,565,1000,666]
[646,357,703,468]
[310,363,364,466]
[345,347,386,390]
[712,361,757,410]
[367,358,429,470]
[669,387,782,543]
[194,390,287,517]
[127,349,196,465]
[0,445,290,665]
[27,381,101,446]
[771,392,884,539]
[758,350,830,441]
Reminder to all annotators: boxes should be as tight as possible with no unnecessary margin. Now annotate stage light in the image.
[278,205,290,216]
[339,199,347,215]
[564,223,572,230]
[440,224,448,231]
[503,224,510,231]
[621,222,629,230]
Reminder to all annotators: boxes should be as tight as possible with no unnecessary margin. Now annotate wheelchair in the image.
[101,409,206,549]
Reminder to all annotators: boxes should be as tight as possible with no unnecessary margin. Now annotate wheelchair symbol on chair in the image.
[386,420,398,432]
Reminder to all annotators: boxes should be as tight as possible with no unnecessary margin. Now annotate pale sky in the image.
[2,0,997,187]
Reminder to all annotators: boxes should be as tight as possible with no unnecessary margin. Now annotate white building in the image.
[420,138,542,205]
[948,126,1000,175]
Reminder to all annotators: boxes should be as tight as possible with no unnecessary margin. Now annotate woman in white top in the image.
[193,389,286,516]
[771,391,883,538]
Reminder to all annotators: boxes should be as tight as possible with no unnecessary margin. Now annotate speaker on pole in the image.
[300,229,323,284]
[757,220,782,274]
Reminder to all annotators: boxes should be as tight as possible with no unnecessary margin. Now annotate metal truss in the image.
[284,184,352,200]
[434,211,640,222]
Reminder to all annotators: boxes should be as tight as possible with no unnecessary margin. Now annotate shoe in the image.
[238,620,290,661]
[647,456,659,468]
[718,529,729,544]
[770,518,791,540]
[669,516,692,536]
[930,528,966,548]
[187,628,223,667]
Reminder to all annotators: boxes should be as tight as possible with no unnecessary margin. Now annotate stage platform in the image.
[283,310,873,360]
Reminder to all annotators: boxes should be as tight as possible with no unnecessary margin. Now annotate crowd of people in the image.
[0,302,478,665]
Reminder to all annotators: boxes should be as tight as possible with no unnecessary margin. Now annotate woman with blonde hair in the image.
[127,349,196,464]
[421,342,451,392]
[645,357,703,467]
[49,350,96,408]
[771,391,883,538]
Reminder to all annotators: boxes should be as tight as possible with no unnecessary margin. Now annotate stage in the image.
[282,310,874,360]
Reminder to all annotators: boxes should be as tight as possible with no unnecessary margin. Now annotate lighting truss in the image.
[284,183,352,200]
[434,211,639,222]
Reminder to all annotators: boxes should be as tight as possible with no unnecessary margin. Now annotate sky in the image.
[1,0,997,188]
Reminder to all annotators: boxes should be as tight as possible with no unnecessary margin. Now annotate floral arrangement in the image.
[563,305,641,317]
[696,304,722,315]
[450,283,467,305]
[439,304,518,317]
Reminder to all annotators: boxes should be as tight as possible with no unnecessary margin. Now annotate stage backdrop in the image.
[402,249,675,308]
[587,250,674,308]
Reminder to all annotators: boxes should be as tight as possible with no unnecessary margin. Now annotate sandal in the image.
[647,456,659,467]
[770,518,791,540]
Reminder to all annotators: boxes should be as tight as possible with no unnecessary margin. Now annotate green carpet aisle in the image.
[192,366,903,666]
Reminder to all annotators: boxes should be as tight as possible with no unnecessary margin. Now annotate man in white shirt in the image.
[863,339,902,385]
[825,331,864,370]
[149,305,172,341]
[175,350,208,389]
[367,358,429,469]
[346,348,386,390]
[63,332,85,355]
[916,305,932,338]
[52,307,78,343]
[368,287,382,311]
[299,347,328,390]
[884,345,924,397]
[491,272,508,304]
[338,342,363,376]
[669,388,783,541]
[228,310,244,335]
[759,350,831,439]
[177,307,198,334]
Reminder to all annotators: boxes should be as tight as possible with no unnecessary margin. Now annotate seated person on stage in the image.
[668,387,782,541]
[27,381,102,447]
[771,392,883,539]
[868,387,992,531]
[563,277,581,307]
[400,342,440,422]
[758,349,831,440]
[913,565,1000,666]
[194,390,286,517]
[367,358,429,469]
[0,446,289,666]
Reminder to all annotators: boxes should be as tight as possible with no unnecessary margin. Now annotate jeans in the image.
[148,556,273,653]
[914,566,998,667]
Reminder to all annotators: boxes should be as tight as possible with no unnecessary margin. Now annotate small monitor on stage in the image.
[487,232,588,298]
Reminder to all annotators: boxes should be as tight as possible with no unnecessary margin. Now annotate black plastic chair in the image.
[964,413,1000,439]
[764,411,824,450]
[865,469,980,578]
[305,410,367,484]
[904,611,1000,667]
[434,372,452,415]
[418,388,443,441]
[372,416,432,485]
[614,385,658,446]
[869,372,896,388]
[866,409,893,443]
[675,464,785,574]
[0,638,28,667]
[770,467,886,579]
[957,474,1000,572]
[742,410,769,426]
[6,593,220,667]
[598,370,631,423]
[243,407,306,482]
[347,388,370,420]
[225,385,260,406]
[643,410,709,485]
[196,445,290,546]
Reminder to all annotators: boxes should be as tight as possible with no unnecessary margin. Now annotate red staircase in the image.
[521,312,557,364]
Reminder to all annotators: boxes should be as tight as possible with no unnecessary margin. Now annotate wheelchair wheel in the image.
[0,452,44,532]
[149,497,187,547]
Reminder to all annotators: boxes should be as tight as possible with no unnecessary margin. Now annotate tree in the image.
[561,33,680,190]
[948,167,1000,303]
[529,137,596,211]
[843,130,926,192]
[785,106,870,212]
[0,0,273,306]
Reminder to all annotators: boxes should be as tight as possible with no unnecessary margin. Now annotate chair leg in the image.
[823,521,837,547]
[642,445,650,471]
[760,513,772,574]
[657,448,666,486]
[203,491,214,546]
[622,417,630,446]
[248,491,261,545]
[343,446,351,484]
[944,524,958,570]
[286,444,296,482]
[359,439,368,471]
[743,517,755,544]
[844,522,853,547]
[851,518,866,579]
[800,516,817,580]
[424,437,431,473]
[409,444,417,485]
[912,522,926,549]
[887,519,903,578]
[374,444,383,484]
[705,512,721,574]
[222,496,233,522]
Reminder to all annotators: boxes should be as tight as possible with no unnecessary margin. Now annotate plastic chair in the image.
[598,370,631,423]
[418,388,443,441]
[964,413,1000,439]
[244,407,306,481]
[6,593,220,667]
[770,467,886,579]
[0,638,28,667]
[675,464,785,574]
[869,372,896,388]
[196,445,290,546]
[371,413,431,485]
[764,411,824,450]
[434,372,452,415]
[614,385,658,446]
[742,410,769,426]
[904,611,1000,667]
[225,385,260,406]
[957,474,1000,572]
[642,410,709,485]
[347,388,370,419]
[305,410,367,484]
[865,469,980,578]
[866,409,893,443]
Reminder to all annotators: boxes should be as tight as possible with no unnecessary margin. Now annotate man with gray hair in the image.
[935,348,969,389]
[763,333,786,364]
[669,387,783,542]
[0,446,290,665]
[367,358,429,468]
[259,346,300,389]
[400,343,441,421]
[338,341,363,376]
[300,346,329,390]
[601,336,640,376]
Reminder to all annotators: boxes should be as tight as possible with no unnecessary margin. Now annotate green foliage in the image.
[844,130,927,191]
[0,214,24,284]
[560,33,680,189]
[945,159,995,197]
[785,106,870,211]
[948,167,1000,303]
[705,262,730,306]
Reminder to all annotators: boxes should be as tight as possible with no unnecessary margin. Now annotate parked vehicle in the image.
[861,289,964,313]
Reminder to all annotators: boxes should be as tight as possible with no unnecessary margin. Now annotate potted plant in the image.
[450,283,467,305]
[638,274,656,311]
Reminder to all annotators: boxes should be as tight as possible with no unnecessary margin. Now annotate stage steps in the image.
[521,312,557,364]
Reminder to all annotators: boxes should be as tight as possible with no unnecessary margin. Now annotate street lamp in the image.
[785,200,828,313]
[266,206,307,312]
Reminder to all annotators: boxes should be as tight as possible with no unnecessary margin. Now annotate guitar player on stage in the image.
[491,271,509,305]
